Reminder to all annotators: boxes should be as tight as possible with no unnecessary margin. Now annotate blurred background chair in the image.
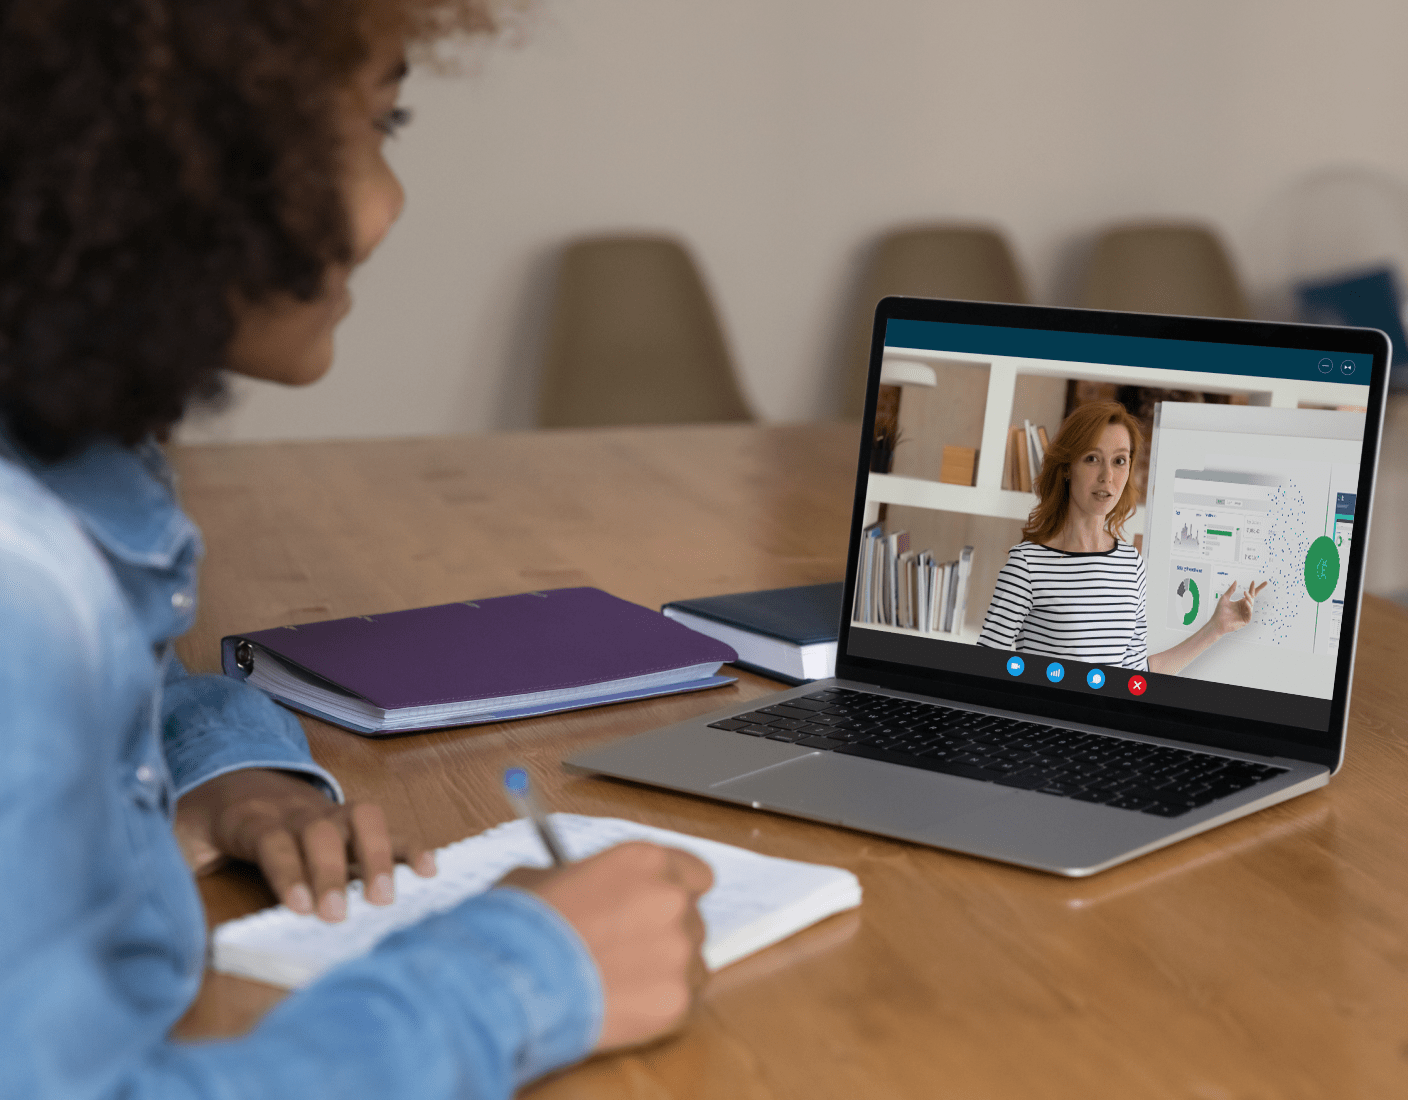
[1079,222,1250,318]
[842,225,1030,418]
[537,234,752,428]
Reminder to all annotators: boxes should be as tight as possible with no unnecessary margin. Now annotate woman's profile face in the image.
[225,38,409,385]
[1066,422,1131,522]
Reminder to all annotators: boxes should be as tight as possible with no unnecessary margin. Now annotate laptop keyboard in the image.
[708,687,1287,818]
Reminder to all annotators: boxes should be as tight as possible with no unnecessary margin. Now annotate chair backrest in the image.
[842,226,1029,417]
[538,235,752,428]
[1080,223,1250,319]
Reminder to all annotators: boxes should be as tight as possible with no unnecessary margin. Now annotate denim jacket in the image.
[0,432,602,1099]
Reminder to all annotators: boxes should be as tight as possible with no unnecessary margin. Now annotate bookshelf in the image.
[850,619,983,646]
[865,472,1147,535]
[867,344,1353,536]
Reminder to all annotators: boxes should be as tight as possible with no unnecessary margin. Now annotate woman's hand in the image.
[1209,579,1267,636]
[499,841,713,1053]
[1149,578,1268,675]
[175,768,435,922]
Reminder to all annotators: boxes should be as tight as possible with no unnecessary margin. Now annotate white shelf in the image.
[866,474,1035,519]
[850,620,983,646]
[866,473,1147,538]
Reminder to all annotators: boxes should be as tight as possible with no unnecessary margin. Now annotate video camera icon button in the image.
[1128,674,1148,696]
[1006,655,1025,677]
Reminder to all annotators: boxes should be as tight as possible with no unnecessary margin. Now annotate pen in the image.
[503,767,570,866]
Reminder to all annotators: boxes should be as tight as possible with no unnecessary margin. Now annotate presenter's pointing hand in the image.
[1210,579,1268,635]
[499,841,713,1051]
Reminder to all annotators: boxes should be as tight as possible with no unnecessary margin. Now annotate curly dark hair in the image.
[0,0,502,459]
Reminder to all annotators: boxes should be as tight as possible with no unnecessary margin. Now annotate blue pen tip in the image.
[504,768,529,793]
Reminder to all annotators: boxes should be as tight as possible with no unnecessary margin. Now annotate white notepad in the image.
[211,814,862,988]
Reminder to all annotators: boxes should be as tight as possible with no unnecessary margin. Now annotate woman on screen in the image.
[977,401,1263,673]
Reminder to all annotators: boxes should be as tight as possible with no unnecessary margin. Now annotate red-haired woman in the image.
[977,402,1264,674]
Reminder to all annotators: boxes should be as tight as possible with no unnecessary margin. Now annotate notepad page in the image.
[212,814,861,988]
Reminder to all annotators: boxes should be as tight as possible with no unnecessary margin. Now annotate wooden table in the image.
[170,423,1408,1099]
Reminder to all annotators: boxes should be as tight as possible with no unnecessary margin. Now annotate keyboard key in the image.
[707,719,750,731]
[737,724,775,737]
[760,705,816,721]
[994,771,1054,790]
[796,735,844,750]
[736,711,777,724]
[1141,801,1195,817]
[1036,780,1086,797]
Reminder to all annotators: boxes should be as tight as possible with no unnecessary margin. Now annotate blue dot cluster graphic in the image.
[1251,479,1312,648]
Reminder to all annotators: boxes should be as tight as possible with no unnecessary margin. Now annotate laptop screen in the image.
[839,299,1388,766]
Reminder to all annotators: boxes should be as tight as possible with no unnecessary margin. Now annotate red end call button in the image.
[1127,674,1148,696]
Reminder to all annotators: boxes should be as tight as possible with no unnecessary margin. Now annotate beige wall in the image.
[179,0,1408,444]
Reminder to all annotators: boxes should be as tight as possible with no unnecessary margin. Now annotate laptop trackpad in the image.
[711,751,1012,834]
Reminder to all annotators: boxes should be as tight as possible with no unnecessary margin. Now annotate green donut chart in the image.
[1180,578,1200,625]
[1304,536,1340,603]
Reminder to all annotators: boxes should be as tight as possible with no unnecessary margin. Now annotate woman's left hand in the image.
[1209,579,1267,636]
[175,768,436,922]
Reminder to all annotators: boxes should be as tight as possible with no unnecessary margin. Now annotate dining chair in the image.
[1080,222,1251,319]
[841,225,1030,417]
[537,234,752,428]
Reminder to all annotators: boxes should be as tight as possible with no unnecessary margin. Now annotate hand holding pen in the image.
[497,766,715,1051]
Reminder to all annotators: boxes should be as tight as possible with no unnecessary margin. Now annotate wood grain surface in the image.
[169,423,1408,1099]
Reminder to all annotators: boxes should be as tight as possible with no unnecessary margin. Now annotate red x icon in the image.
[1127,675,1148,696]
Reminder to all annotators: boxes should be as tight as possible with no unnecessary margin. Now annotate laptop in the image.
[566,297,1390,876]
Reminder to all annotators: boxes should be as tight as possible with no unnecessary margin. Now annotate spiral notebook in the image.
[211,814,863,988]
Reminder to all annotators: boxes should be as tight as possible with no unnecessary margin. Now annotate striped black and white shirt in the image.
[977,541,1148,670]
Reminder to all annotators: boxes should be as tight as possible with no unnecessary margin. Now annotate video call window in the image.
[849,323,1369,713]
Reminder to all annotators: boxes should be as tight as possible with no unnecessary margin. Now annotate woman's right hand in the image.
[497,841,714,1052]
[1209,579,1268,636]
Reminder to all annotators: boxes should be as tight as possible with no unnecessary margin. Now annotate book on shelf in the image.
[661,582,843,684]
[856,524,882,624]
[1024,420,1046,485]
[938,445,978,487]
[1003,426,1019,490]
[851,531,974,637]
[1003,421,1051,493]
[211,814,863,987]
[884,530,909,627]
[220,587,736,736]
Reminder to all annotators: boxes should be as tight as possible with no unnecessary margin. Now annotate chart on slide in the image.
[1162,456,1352,654]
[1142,402,1365,699]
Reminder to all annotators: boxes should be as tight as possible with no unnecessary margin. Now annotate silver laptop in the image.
[567,298,1389,876]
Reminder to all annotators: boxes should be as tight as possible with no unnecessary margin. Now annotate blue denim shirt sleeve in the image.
[0,445,605,1099]
[163,888,603,1097]
[161,656,344,803]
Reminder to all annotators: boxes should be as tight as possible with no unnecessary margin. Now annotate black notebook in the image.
[661,582,842,684]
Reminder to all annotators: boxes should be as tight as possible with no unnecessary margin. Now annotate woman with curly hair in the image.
[977,401,1264,674]
[0,1,710,1095]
